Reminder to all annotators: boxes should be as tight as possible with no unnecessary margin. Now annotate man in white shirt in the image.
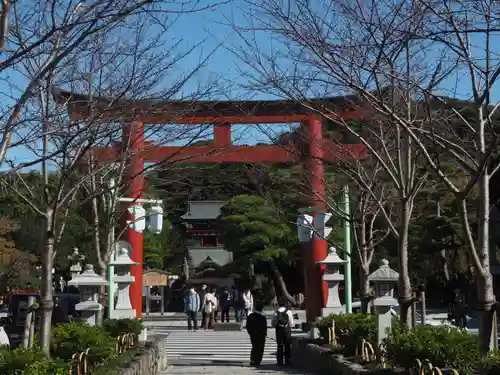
[242,288,254,320]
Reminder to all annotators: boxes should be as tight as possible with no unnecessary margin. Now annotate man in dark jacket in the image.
[246,301,267,366]
[219,287,231,322]
[199,284,207,328]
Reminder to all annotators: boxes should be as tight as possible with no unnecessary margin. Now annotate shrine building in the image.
[181,201,234,287]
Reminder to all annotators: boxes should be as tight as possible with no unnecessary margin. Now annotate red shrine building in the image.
[181,201,234,286]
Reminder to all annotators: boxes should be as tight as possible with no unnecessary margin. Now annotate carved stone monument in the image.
[68,247,85,280]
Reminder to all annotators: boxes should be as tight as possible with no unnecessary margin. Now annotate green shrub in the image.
[320,314,376,340]
[51,322,115,364]
[476,349,500,375]
[91,347,143,375]
[319,313,376,354]
[103,318,144,338]
[383,323,480,374]
[0,346,68,375]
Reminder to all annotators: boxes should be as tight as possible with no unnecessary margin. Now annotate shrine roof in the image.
[181,200,226,220]
[188,248,233,268]
[52,88,364,124]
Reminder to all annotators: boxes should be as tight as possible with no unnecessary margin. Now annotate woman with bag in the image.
[203,289,218,330]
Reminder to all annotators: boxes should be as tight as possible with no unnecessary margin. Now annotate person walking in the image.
[203,288,217,330]
[452,289,468,329]
[219,287,231,322]
[213,289,219,323]
[199,284,208,328]
[271,299,294,365]
[231,285,242,322]
[184,286,200,332]
[242,288,254,321]
[246,301,268,366]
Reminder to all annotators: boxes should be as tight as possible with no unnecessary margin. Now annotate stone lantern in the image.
[109,247,138,319]
[368,259,399,346]
[317,247,346,316]
[68,264,107,326]
[68,247,85,280]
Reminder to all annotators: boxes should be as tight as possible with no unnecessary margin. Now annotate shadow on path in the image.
[163,363,312,374]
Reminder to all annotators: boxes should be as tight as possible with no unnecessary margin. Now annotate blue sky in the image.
[2,0,500,169]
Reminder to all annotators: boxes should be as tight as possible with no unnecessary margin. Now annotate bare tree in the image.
[335,158,392,312]
[234,0,500,350]
[0,0,227,355]
[232,0,433,324]
[0,0,228,168]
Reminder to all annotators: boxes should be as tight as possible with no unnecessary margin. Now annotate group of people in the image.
[246,299,294,366]
[183,284,254,331]
[183,283,294,366]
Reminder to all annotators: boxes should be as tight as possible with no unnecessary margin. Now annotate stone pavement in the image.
[161,330,277,364]
[153,327,313,374]
[162,364,311,374]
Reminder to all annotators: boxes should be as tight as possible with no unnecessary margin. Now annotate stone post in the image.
[68,247,85,280]
[368,259,399,347]
[68,264,108,326]
[109,248,137,319]
[317,247,346,316]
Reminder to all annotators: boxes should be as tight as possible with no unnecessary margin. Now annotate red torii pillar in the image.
[305,117,328,322]
[122,121,145,318]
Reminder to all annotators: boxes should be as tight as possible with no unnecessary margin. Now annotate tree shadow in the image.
[252,364,311,374]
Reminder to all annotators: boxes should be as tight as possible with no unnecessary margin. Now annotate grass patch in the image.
[91,347,144,375]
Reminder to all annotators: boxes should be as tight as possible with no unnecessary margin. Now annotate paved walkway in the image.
[163,364,311,374]
[162,330,277,364]
[153,328,312,374]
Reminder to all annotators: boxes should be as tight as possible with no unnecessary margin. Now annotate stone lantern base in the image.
[76,302,103,326]
[110,309,136,319]
[322,306,344,316]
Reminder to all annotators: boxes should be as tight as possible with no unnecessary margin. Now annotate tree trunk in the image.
[269,260,297,306]
[97,268,107,324]
[360,269,371,313]
[38,212,55,357]
[476,172,496,353]
[358,218,373,313]
[398,200,413,326]
[440,249,450,281]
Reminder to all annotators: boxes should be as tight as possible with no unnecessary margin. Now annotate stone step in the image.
[213,322,243,331]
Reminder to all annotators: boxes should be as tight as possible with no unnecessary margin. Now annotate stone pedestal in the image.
[68,264,107,326]
[368,259,399,346]
[317,247,346,316]
[110,248,137,319]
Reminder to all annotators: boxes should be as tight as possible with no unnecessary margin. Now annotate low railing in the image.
[320,327,459,374]
[411,359,459,375]
[70,348,91,375]
[356,339,377,363]
[116,333,136,354]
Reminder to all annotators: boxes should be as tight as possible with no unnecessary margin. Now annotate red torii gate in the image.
[53,89,365,321]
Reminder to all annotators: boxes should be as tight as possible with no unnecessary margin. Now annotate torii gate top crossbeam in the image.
[52,89,366,124]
